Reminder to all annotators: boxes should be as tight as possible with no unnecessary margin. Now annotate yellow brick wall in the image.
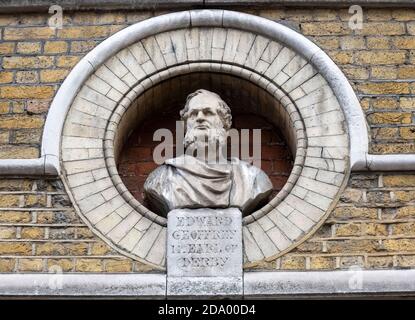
[1,174,414,272]
[0,178,156,272]
[0,8,415,272]
[251,173,415,270]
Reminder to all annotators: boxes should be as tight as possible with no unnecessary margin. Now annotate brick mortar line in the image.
[369,139,415,142]
[0,255,130,258]
[3,253,411,259]
[336,201,415,205]
[1,220,405,226]
[0,218,415,228]
[2,22,130,28]
[310,235,415,241]
[369,125,415,129]
[0,191,66,195]
[0,208,74,211]
[0,239,98,242]
[0,18,413,26]
[359,94,415,97]
[345,187,415,191]
[335,203,415,207]
[0,223,85,227]
[353,79,415,83]
[347,202,415,206]
[326,218,415,224]
[280,252,415,257]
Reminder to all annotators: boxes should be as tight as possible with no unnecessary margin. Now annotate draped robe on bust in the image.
[144,155,273,216]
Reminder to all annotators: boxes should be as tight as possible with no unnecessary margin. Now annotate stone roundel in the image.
[60,10,350,269]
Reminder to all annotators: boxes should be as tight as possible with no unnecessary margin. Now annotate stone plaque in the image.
[167,208,242,296]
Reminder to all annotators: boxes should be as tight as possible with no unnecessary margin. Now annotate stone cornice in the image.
[0,270,414,297]
[0,0,415,13]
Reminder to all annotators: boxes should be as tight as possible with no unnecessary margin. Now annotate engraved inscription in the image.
[167,208,242,278]
[171,229,237,241]
[171,216,237,270]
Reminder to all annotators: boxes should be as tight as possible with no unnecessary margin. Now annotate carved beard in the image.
[183,127,228,156]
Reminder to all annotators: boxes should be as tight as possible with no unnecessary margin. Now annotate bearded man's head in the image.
[180,89,232,150]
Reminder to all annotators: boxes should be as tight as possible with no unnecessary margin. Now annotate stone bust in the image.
[144,89,273,216]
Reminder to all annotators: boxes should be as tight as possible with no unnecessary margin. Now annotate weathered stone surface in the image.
[167,208,242,277]
[167,277,242,297]
[167,208,242,296]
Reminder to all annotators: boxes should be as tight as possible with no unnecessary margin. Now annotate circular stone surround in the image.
[106,62,306,227]
[60,12,350,269]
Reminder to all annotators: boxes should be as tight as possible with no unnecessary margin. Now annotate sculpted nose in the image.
[196,111,205,122]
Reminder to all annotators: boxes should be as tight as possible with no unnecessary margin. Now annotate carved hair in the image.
[180,89,232,130]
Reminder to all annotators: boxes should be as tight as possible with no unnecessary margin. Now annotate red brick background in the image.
[118,110,293,212]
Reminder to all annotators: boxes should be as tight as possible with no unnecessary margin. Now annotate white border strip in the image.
[0,270,414,297]
[244,270,415,297]
[0,273,166,297]
[1,0,415,13]
[354,154,415,171]
[0,9,413,175]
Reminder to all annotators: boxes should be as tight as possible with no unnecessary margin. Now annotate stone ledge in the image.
[244,269,415,298]
[353,154,415,172]
[0,155,58,176]
[0,273,167,297]
[0,0,415,13]
[0,270,414,297]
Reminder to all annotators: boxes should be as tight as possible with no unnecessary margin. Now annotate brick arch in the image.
[44,10,367,173]
[56,11,354,269]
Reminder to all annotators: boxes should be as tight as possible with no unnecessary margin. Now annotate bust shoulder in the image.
[143,163,171,190]
[230,157,273,190]
[229,157,267,176]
